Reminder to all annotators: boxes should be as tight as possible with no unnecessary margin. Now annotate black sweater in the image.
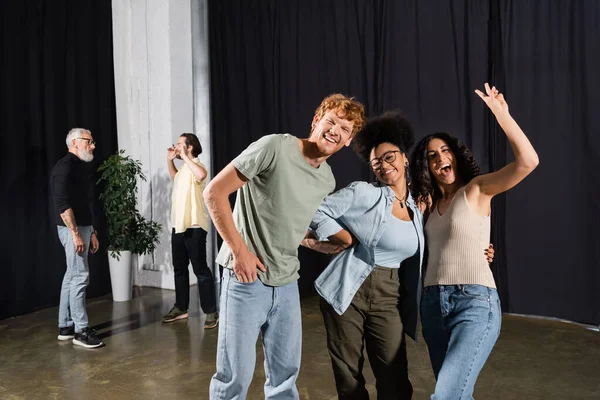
[50,152,95,227]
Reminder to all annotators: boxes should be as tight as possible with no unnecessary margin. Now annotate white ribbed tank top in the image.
[424,186,496,288]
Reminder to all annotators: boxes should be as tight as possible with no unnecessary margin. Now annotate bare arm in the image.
[468,84,539,212]
[60,208,78,233]
[167,160,178,181]
[60,208,85,255]
[328,230,355,248]
[301,229,354,255]
[167,146,178,181]
[203,163,247,254]
[203,163,266,282]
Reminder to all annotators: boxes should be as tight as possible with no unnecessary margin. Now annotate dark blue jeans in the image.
[421,285,501,400]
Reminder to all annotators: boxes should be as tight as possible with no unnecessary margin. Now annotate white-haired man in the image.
[50,128,103,348]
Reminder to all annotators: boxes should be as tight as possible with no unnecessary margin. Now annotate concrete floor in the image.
[0,286,598,399]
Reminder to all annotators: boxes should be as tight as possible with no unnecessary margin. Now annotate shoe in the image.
[72,327,104,349]
[162,305,189,323]
[204,312,219,329]
[57,326,75,341]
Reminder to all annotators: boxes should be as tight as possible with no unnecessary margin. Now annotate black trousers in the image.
[171,228,217,314]
[320,266,413,400]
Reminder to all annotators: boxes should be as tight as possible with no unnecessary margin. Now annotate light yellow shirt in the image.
[171,158,209,233]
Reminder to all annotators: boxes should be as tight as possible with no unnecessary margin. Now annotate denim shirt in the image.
[310,181,425,340]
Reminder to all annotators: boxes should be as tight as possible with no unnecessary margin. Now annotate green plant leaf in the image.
[97,150,162,256]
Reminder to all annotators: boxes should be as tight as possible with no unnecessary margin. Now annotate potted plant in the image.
[97,150,162,301]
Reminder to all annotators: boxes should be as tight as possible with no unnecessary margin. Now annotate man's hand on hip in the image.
[232,247,267,283]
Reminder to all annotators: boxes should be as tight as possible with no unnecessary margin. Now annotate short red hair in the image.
[312,94,365,137]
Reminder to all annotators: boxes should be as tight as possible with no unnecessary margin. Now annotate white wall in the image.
[111,0,212,289]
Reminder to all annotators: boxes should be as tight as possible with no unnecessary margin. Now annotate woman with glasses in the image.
[302,111,420,398]
[303,111,495,399]
[411,83,538,399]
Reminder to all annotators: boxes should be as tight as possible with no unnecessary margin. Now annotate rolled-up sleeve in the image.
[52,169,71,215]
[310,182,358,241]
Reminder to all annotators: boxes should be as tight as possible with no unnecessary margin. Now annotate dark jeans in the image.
[172,228,217,314]
[320,266,413,400]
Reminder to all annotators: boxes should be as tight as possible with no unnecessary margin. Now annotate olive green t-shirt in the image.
[215,134,335,286]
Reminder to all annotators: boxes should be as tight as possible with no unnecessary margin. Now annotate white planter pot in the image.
[108,250,133,302]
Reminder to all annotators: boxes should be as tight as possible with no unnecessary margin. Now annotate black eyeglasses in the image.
[369,150,401,169]
[77,137,96,146]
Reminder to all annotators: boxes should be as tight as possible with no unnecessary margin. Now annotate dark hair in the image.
[410,132,481,206]
[352,111,415,164]
[180,133,202,157]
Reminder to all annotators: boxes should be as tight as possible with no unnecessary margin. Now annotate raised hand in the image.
[167,145,178,161]
[475,83,508,115]
[176,142,192,160]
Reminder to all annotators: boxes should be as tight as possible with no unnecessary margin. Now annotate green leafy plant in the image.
[97,150,162,260]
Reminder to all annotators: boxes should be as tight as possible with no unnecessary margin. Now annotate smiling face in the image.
[426,138,458,185]
[308,109,355,156]
[369,142,408,186]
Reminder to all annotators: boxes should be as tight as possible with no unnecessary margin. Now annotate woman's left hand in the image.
[475,83,508,115]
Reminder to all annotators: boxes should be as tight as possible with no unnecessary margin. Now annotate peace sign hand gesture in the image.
[475,82,508,116]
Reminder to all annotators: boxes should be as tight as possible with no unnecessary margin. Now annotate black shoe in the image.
[57,326,75,341]
[73,327,104,349]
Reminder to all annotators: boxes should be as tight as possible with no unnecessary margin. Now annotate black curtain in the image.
[208,0,598,324]
[498,0,600,325]
[0,0,118,320]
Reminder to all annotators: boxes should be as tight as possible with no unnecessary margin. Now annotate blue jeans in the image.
[421,285,501,400]
[210,269,302,400]
[57,225,92,333]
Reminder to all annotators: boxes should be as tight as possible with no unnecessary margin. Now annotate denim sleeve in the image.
[310,183,357,241]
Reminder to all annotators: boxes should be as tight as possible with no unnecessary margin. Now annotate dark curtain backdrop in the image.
[209,0,599,325]
[499,0,600,324]
[0,1,118,320]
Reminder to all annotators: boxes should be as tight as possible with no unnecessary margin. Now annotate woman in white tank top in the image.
[410,83,539,400]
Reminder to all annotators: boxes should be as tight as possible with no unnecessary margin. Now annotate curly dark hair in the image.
[410,132,481,206]
[352,111,415,164]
